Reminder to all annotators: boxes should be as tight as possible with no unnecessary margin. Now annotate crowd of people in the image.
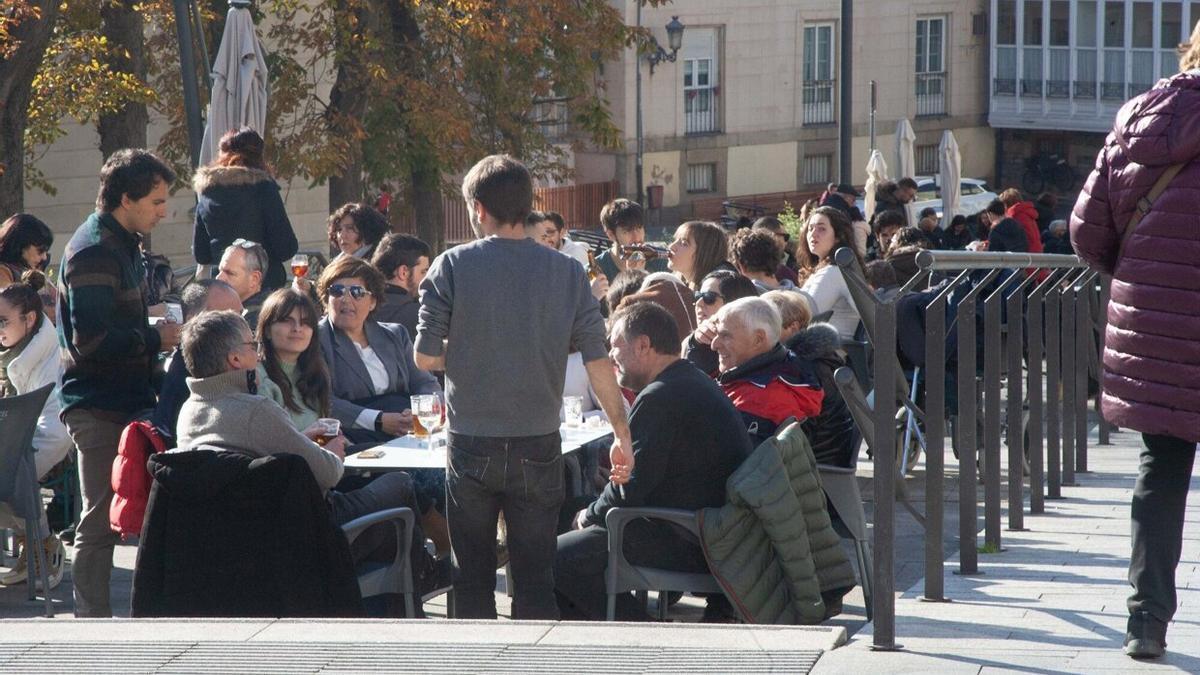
[1,123,1080,623]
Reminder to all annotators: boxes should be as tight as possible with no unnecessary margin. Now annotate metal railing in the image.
[915,73,946,116]
[685,89,719,134]
[833,249,1104,650]
[802,80,836,124]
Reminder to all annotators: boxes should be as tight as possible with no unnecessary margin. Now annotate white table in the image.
[343,423,614,473]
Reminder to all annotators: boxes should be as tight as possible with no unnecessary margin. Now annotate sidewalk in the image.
[814,426,1200,674]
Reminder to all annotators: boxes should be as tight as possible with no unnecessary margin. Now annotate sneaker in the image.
[0,548,28,586]
[1124,611,1167,659]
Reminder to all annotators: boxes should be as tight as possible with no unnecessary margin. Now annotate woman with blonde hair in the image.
[1070,22,1200,659]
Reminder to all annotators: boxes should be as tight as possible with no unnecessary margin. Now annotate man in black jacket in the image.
[554,302,751,620]
[370,233,430,339]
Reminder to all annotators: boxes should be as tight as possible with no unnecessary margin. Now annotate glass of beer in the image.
[291,254,310,279]
[314,418,340,446]
[410,396,428,438]
[412,394,444,451]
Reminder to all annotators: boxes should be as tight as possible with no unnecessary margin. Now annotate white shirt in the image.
[559,237,592,269]
[352,341,391,429]
[800,264,861,339]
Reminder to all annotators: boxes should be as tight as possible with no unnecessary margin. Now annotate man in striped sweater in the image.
[57,149,181,617]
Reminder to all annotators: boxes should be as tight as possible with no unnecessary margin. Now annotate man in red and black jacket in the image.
[709,297,824,446]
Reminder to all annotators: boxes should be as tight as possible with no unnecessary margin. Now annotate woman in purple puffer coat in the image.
[1070,32,1200,661]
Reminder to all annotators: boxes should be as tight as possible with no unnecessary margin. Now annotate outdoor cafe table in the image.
[343,423,614,473]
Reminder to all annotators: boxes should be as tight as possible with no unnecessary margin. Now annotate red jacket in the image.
[110,419,168,539]
[1005,201,1044,254]
[718,345,824,446]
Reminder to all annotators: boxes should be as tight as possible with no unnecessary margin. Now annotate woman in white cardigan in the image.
[0,270,69,588]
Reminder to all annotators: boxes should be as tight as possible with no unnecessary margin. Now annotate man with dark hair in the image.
[58,148,181,617]
[870,177,917,232]
[594,198,668,282]
[527,210,591,268]
[415,154,634,620]
[983,199,1029,253]
[729,229,795,293]
[370,233,431,338]
[868,209,907,261]
[554,302,751,620]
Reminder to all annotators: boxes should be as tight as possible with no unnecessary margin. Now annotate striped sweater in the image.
[57,211,160,417]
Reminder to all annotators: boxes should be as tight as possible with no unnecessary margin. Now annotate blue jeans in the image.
[447,431,563,619]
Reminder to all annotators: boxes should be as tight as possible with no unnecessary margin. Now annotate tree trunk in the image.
[411,161,445,253]
[325,0,372,216]
[98,0,148,158]
[0,0,61,215]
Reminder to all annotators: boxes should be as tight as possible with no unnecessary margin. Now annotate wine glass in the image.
[290,253,310,279]
[414,393,444,451]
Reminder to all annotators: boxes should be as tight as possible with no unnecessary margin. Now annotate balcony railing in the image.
[685,88,719,134]
[916,72,946,116]
[802,80,836,124]
[993,77,1017,95]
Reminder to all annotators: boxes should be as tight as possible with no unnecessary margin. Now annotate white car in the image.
[857,176,998,222]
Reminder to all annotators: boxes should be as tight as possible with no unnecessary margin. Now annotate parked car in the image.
[857,176,998,224]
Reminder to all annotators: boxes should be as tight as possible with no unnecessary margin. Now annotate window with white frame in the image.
[686,163,716,193]
[801,154,832,186]
[683,28,719,134]
[915,144,939,175]
[802,24,836,124]
[916,16,946,115]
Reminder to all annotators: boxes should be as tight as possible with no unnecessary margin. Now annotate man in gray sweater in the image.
[415,154,633,620]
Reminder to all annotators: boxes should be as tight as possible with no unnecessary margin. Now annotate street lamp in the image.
[635,13,684,207]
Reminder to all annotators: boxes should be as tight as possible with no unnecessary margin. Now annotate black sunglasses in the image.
[694,290,723,305]
[328,284,372,300]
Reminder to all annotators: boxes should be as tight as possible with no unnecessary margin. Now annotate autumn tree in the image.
[0,0,60,214]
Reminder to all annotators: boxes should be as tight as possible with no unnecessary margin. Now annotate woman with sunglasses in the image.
[0,214,58,323]
[796,206,866,340]
[193,127,298,291]
[682,269,759,376]
[0,270,69,589]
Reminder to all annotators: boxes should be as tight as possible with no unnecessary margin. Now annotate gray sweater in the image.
[416,235,607,437]
[175,368,344,491]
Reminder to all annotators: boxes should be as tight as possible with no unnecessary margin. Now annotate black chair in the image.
[341,507,416,617]
[0,383,57,617]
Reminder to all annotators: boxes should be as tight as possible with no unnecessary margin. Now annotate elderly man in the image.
[554,302,751,621]
[216,239,270,326]
[710,297,823,446]
[150,279,243,442]
[174,310,437,609]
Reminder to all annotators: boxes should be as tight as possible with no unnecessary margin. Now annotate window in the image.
[915,144,938,175]
[916,17,946,115]
[683,28,719,134]
[686,163,716,193]
[1161,2,1183,78]
[801,154,832,186]
[802,24,836,124]
[995,0,1017,95]
[961,182,984,196]
[1076,1,1098,97]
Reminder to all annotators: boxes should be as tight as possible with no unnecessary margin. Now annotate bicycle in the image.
[1021,153,1076,195]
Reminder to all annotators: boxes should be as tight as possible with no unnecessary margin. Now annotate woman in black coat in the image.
[193,127,298,290]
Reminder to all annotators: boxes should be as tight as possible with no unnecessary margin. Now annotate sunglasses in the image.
[328,283,372,300]
[694,290,723,305]
[231,238,261,249]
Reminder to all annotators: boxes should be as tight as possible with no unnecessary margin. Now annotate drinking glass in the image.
[291,254,310,279]
[563,396,584,427]
[413,394,444,451]
[314,418,340,446]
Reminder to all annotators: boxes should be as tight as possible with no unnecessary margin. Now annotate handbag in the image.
[1117,162,1185,261]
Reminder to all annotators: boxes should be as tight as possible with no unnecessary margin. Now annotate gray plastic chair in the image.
[340,507,416,617]
[604,506,723,621]
[0,383,56,617]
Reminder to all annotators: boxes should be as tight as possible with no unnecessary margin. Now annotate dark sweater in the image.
[371,285,419,339]
[595,247,668,283]
[585,360,751,526]
[58,211,160,416]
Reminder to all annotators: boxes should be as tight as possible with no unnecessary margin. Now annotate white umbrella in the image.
[938,130,961,226]
[198,4,269,167]
[894,119,917,227]
[863,149,889,222]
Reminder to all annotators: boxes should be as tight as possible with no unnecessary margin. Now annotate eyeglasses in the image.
[242,340,261,351]
[328,283,372,300]
[694,290,723,305]
[231,238,260,249]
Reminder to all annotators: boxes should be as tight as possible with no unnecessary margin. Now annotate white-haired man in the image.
[710,297,824,446]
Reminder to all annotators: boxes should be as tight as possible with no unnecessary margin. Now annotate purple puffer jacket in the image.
[1070,72,1200,443]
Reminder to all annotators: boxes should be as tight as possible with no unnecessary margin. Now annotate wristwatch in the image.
[374,411,385,433]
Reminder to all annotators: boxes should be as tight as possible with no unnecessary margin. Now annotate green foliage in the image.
[778,201,804,242]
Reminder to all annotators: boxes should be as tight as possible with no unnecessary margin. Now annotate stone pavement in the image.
[814,425,1200,674]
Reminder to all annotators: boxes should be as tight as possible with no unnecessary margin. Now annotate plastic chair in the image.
[603,507,723,621]
[0,383,57,617]
[341,507,416,618]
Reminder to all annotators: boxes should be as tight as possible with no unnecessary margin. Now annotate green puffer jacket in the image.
[698,422,857,624]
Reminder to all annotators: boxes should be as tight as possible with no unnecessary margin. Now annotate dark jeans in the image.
[1128,433,1197,626]
[447,431,563,620]
[554,520,709,621]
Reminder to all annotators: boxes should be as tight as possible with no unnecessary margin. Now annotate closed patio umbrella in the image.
[864,149,889,222]
[938,130,961,224]
[198,2,269,167]
[894,119,917,227]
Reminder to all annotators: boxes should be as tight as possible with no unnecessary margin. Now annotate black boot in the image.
[1124,610,1167,659]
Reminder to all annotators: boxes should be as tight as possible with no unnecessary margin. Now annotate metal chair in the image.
[0,383,57,617]
[603,507,724,621]
[340,507,417,618]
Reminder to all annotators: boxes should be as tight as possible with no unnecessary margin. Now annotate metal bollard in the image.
[1026,270,1060,514]
[1075,272,1094,473]
[982,273,1019,551]
[871,298,899,650]
[1045,279,1063,499]
[1005,272,1036,531]
[1060,276,1077,488]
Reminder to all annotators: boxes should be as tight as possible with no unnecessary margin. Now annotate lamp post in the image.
[635,11,684,207]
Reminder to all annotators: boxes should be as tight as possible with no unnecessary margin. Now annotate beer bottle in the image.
[619,243,668,261]
[586,250,603,282]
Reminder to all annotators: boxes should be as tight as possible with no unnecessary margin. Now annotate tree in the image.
[0,0,60,214]
[98,0,149,158]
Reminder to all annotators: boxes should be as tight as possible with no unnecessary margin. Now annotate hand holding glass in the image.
[314,418,340,446]
[291,254,310,279]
